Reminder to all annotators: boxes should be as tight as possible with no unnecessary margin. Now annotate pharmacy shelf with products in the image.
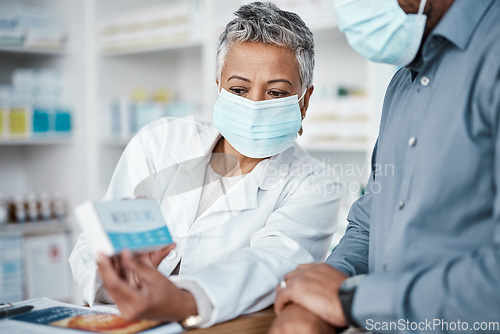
[0,0,89,304]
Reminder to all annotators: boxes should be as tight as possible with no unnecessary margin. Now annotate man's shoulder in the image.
[470,1,500,54]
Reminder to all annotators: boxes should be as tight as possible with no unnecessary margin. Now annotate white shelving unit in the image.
[0,0,88,303]
[0,0,396,302]
[0,220,70,237]
[0,45,66,55]
[0,137,72,146]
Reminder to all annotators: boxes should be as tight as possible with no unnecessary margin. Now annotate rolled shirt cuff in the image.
[171,277,214,327]
[351,273,414,329]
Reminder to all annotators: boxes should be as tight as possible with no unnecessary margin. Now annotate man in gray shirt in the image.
[271,0,500,333]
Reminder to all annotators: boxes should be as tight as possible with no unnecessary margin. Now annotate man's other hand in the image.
[269,304,336,334]
[274,263,349,327]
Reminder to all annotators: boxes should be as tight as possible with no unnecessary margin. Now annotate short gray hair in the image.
[216,2,315,91]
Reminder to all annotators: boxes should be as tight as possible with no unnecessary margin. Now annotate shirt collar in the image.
[407,0,493,79]
[427,0,493,53]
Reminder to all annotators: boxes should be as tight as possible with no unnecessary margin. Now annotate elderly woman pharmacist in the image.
[69,2,340,328]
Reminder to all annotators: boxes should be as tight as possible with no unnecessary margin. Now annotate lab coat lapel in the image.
[160,124,221,237]
[191,146,295,234]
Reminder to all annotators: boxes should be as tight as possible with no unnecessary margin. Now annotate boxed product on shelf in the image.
[99,0,203,52]
[106,88,199,141]
[23,233,71,300]
[0,69,72,140]
[0,29,23,46]
[0,235,23,302]
[0,87,8,138]
[23,28,65,49]
[0,3,66,49]
[300,82,370,147]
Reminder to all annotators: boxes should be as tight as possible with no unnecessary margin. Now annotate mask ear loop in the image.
[418,0,428,15]
[298,88,307,102]
[298,87,308,136]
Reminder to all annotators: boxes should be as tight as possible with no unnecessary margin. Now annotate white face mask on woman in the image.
[334,0,428,67]
[212,88,305,159]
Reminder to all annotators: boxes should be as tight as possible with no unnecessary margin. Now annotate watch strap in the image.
[339,275,365,327]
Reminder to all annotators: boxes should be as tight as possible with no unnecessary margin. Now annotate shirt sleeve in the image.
[325,143,377,277]
[170,278,214,325]
[351,64,500,330]
[68,131,150,305]
[68,232,104,306]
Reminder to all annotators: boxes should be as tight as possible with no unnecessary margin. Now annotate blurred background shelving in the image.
[0,0,396,303]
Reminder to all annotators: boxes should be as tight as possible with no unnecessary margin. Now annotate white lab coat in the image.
[69,117,340,326]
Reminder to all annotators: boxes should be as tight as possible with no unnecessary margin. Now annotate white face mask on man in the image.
[334,0,428,67]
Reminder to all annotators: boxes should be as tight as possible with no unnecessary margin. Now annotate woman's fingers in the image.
[97,253,139,304]
[121,250,162,285]
[274,284,293,314]
[150,243,176,267]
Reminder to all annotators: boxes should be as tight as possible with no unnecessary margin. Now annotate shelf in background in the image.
[100,40,202,57]
[309,21,338,33]
[0,45,66,56]
[0,219,70,237]
[302,141,368,153]
[101,137,130,147]
[0,137,73,146]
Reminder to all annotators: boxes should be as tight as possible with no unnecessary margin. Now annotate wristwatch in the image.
[338,275,365,327]
[180,314,202,329]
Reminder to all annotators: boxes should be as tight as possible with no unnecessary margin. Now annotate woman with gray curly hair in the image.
[70,1,339,329]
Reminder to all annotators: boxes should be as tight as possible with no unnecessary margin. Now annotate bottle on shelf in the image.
[25,192,39,222]
[37,191,52,221]
[0,193,7,226]
[10,195,27,223]
[51,192,66,221]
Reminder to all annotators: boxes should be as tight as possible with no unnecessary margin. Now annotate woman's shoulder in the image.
[289,144,332,176]
[129,117,217,148]
[271,144,340,201]
[137,116,213,135]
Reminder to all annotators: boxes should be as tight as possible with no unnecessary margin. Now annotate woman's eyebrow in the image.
[267,79,293,86]
[228,75,250,82]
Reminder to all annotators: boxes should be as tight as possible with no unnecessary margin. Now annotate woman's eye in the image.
[268,90,289,98]
[230,88,247,96]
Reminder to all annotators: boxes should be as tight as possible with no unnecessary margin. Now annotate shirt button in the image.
[166,250,178,261]
[408,137,417,147]
[420,76,430,87]
[398,200,405,210]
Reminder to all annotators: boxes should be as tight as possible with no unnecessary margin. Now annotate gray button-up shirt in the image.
[327,0,500,331]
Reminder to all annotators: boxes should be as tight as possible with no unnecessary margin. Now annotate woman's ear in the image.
[299,85,314,136]
[300,85,314,115]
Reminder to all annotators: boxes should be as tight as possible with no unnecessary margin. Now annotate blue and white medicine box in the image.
[74,199,172,256]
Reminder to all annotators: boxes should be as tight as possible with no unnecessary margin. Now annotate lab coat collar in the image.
[194,142,296,221]
[170,121,221,172]
[171,119,295,191]
[256,144,295,191]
